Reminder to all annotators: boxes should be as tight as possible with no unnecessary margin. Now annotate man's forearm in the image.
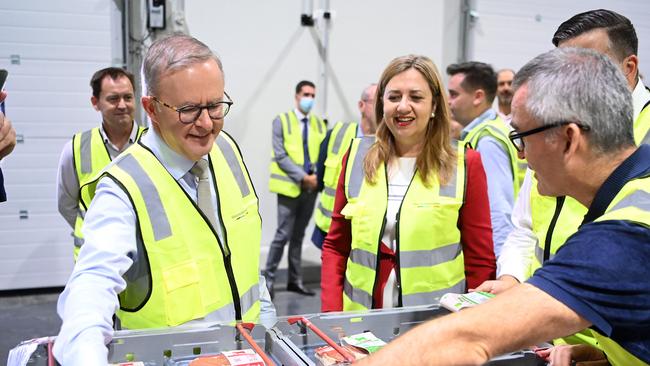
[357,284,590,365]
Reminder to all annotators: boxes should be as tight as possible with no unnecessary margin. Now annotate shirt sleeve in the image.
[475,137,515,257]
[57,140,80,229]
[272,115,307,183]
[459,149,497,289]
[53,177,136,366]
[257,275,277,329]
[497,169,537,282]
[321,149,352,312]
[528,220,650,339]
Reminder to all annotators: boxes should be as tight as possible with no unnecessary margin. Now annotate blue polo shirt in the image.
[528,144,650,363]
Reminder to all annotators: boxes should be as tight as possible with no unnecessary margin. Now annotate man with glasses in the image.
[263,80,326,298]
[56,67,146,259]
[358,46,650,366]
[476,10,650,305]
[53,34,275,365]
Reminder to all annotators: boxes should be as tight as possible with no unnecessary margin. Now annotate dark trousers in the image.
[263,190,318,285]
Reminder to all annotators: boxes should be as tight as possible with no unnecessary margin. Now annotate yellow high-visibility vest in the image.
[314,121,359,233]
[80,133,261,328]
[72,125,146,259]
[341,137,466,311]
[268,111,326,197]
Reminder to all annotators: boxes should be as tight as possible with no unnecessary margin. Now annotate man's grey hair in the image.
[513,47,634,154]
[360,83,378,102]
[143,33,223,95]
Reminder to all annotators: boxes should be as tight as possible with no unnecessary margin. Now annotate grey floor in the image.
[0,275,322,364]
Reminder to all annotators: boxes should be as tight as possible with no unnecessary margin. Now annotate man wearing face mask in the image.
[264,80,326,298]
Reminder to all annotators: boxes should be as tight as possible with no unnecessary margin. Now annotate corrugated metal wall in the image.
[0,1,120,290]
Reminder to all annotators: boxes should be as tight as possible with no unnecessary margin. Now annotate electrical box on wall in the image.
[148,0,166,29]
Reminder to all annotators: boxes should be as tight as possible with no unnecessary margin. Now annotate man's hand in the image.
[301,173,317,192]
[535,344,609,366]
[471,275,520,295]
[0,112,16,160]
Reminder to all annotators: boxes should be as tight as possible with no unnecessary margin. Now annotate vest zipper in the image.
[395,169,418,308]
[544,196,566,263]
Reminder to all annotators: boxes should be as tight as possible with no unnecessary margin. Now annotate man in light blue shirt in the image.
[53,34,275,366]
[447,62,516,257]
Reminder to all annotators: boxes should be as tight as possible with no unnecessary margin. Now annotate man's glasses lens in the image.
[178,103,231,124]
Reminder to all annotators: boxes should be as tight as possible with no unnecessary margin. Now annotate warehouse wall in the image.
[184,0,464,259]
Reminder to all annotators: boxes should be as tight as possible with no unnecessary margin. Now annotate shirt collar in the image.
[461,108,497,138]
[583,144,650,224]
[294,108,308,121]
[632,78,650,121]
[99,121,139,144]
[140,127,205,181]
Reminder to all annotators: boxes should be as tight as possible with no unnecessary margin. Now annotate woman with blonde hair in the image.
[321,55,495,312]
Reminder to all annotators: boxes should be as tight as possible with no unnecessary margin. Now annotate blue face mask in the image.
[299,97,314,113]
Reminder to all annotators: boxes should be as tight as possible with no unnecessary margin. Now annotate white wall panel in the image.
[467,0,650,78]
[0,1,119,290]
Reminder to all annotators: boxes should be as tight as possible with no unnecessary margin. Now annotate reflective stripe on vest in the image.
[634,100,650,145]
[268,111,326,197]
[342,138,467,310]
[72,126,146,259]
[591,330,649,366]
[86,133,261,329]
[463,116,524,195]
[315,121,358,232]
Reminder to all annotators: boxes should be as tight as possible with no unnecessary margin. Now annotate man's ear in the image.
[91,96,99,111]
[563,124,582,157]
[141,96,159,127]
[622,54,639,85]
[473,89,485,107]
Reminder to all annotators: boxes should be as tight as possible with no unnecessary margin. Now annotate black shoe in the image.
[286,283,315,296]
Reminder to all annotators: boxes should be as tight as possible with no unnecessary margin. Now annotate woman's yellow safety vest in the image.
[80,132,261,329]
[341,137,467,311]
[268,111,326,197]
[314,121,358,233]
[72,126,146,259]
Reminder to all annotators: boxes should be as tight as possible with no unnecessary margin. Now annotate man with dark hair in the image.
[56,67,146,259]
[264,80,326,298]
[0,91,16,202]
[359,46,650,366]
[447,62,524,257]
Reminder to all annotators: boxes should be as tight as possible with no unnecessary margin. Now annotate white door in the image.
[0,0,123,290]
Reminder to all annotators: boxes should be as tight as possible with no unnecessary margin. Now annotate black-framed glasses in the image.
[152,91,233,124]
[508,121,591,152]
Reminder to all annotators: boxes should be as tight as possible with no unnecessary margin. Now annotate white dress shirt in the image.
[53,128,276,366]
[497,78,650,281]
